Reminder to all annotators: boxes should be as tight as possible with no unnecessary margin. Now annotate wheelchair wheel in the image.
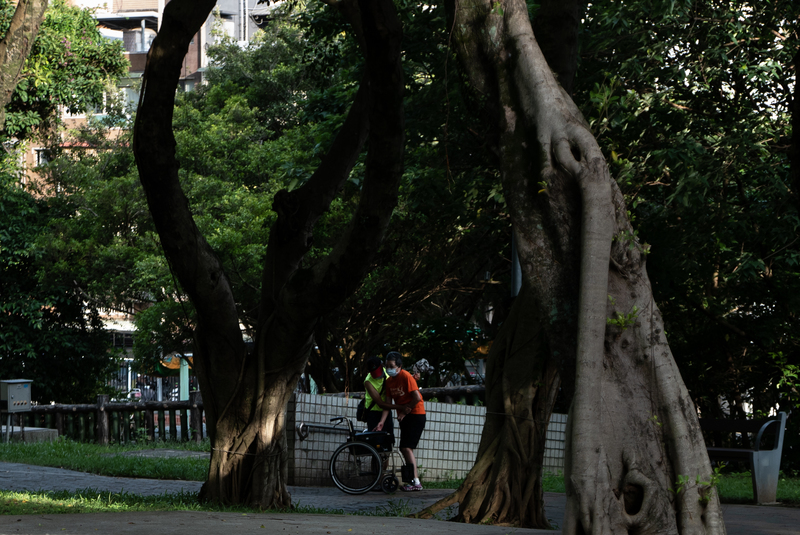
[329,441,382,495]
[381,475,399,494]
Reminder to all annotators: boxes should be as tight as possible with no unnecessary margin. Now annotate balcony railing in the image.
[113,0,158,12]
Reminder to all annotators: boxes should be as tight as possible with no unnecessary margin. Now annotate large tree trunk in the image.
[133,0,404,508]
[563,195,726,533]
[0,0,48,131]
[419,288,559,527]
[424,0,726,531]
[419,0,582,527]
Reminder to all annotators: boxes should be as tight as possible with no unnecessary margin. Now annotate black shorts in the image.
[364,410,394,440]
[399,413,426,449]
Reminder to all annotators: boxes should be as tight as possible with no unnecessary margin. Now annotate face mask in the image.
[386,368,399,377]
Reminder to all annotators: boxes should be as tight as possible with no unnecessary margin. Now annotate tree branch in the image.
[280,0,405,315]
[133,0,246,412]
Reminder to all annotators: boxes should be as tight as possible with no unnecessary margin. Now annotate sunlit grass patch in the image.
[0,489,433,517]
[0,438,209,481]
[0,488,204,515]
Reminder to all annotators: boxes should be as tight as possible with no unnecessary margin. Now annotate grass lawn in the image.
[2,439,798,516]
[716,471,800,504]
[0,437,209,481]
[428,471,800,505]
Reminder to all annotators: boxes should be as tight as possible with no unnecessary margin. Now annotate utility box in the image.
[1,380,32,413]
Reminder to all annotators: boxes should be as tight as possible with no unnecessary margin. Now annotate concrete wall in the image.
[287,393,567,486]
[0,426,58,443]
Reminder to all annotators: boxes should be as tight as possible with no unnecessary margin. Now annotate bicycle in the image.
[328,416,411,495]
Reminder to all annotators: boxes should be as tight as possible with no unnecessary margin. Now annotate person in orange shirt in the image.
[384,351,425,491]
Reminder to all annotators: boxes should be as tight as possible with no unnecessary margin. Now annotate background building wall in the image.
[287,393,567,486]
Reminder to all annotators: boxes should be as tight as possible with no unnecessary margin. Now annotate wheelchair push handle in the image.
[330,415,356,434]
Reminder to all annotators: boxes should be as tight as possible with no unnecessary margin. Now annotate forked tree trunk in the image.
[423,0,726,532]
[133,0,404,508]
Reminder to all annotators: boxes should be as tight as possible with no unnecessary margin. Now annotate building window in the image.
[111,332,134,349]
[35,149,50,167]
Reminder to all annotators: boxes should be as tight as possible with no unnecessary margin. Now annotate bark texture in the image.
[133,0,404,508]
[0,0,48,131]
[425,0,726,532]
[418,288,559,527]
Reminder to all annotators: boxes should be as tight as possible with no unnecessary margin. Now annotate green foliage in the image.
[37,7,343,371]
[200,20,318,140]
[577,0,800,467]
[669,474,691,496]
[696,465,724,505]
[300,0,510,390]
[648,414,663,427]
[2,0,129,138]
[169,11,342,343]
[37,117,195,374]
[0,0,15,39]
[606,305,639,330]
[395,319,488,387]
[668,466,721,504]
[0,168,116,403]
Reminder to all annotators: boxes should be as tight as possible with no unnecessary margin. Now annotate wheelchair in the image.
[328,416,412,495]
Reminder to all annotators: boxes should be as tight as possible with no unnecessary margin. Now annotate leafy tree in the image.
[2,0,128,139]
[38,121,168,352]
[421,0,726,531]
[0,0,47,131]
[200,23,317,141]
[0,0,128,403]
[0,166,116,403]
[576,0,800,468]
[143,2,512,399]
[133,0,405,508]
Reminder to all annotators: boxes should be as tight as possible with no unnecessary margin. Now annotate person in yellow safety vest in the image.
[363,356,393,440]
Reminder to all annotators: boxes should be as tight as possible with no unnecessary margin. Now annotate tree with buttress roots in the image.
[420,0,726,532]
[132,0,404,507]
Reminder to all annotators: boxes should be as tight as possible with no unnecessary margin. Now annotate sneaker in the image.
[400,483,423,492]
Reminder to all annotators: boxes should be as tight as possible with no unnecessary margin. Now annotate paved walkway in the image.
[1,460,798,534]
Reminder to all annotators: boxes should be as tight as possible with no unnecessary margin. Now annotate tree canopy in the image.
[576,0,800,467]
[0,166,116,403]
[0,0,130,402]
[2,0,128,139]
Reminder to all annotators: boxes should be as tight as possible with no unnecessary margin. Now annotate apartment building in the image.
[16,1,264,179]
[8,2,266,374]
[73,0,263,93]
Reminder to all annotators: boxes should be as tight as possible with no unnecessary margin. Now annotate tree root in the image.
[414,436,500,519]
[413,488,465,520]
